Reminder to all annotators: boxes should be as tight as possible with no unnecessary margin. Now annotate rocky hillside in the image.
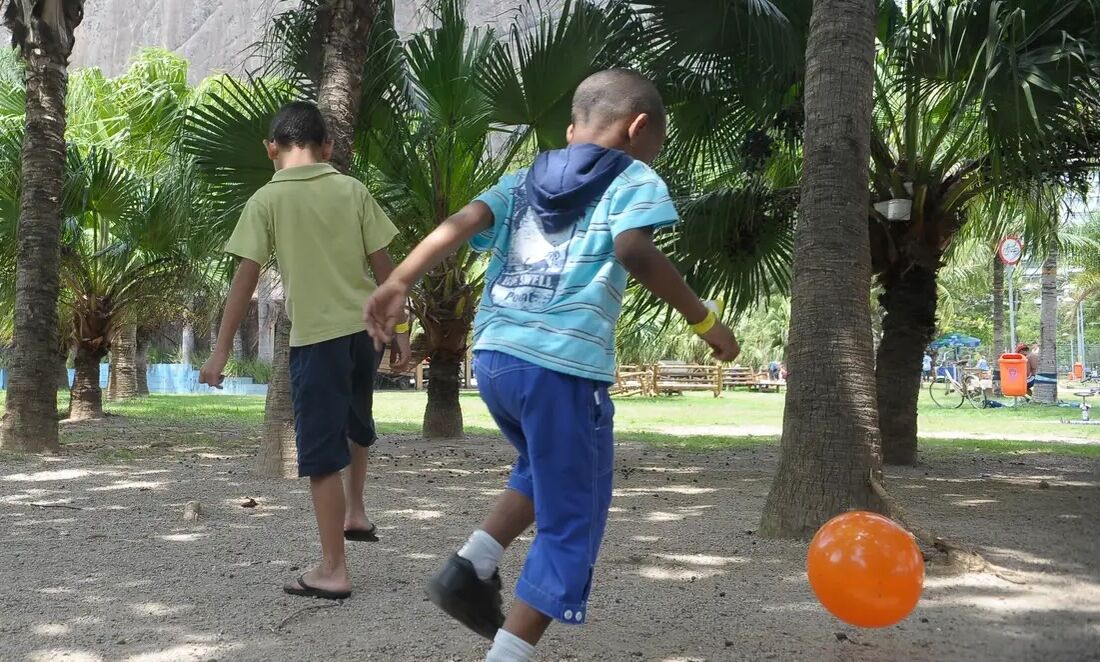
[60,0,534,80]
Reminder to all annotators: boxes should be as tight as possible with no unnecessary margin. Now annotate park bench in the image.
[651,361,723,397]
[722,366,757,390]
[611,364,651,397]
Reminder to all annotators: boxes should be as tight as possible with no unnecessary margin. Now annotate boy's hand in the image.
[365,280,410,350]
[199,350,229,389]
[701,323,740,362]
[390,332,413,373]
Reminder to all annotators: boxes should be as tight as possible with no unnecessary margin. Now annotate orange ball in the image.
[807,511,924,628]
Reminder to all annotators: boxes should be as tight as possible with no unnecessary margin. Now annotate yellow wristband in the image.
[394,322,410,334]
[691,310,717,336]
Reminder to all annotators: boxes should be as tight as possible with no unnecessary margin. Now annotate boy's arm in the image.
[364,202,493,346]
[200,259,262,387]
[367,249,412,371]
[614,228,740,361]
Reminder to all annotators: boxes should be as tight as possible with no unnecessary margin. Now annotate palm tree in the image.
[1035,244,1059,403]
[0,0,84,451]
[758,0,884,539]
[59,148,197,419]
[636,1,1100,466]
[187,0,637,439]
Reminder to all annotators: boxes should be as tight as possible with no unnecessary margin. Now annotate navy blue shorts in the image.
[474,350,614,626]
[289,331,379,478]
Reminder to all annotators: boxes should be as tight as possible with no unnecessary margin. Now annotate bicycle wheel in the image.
[963,375,985,409]
[929,378,964,408]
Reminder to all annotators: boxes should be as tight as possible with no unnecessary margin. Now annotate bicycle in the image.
[928,367,985,409]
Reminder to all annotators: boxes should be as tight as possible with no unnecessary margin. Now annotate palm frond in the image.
[183,76,300,240]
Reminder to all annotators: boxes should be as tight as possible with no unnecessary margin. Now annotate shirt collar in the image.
[271,163,339,182]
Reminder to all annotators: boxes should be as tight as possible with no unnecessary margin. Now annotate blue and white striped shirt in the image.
[470,161,679,382]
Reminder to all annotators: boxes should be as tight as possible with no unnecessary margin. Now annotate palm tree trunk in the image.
[877,265,937,466]
[256,270,275,364]
[109,324,140,400]
[759,0,883,539]
[0,0,84,451]
[136,328,150,396]
[992,256,1004,396]
[180,320,195,366]
[424,351,463,438]
[232,328,244,359]
[1035,246,1058,404]
[316,0,379,173]
[69,342,106,421]
[256,307,297,478]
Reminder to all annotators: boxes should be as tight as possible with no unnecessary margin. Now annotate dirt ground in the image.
[1,420,1098,662]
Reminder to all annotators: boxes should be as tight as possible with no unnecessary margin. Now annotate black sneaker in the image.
[426,553,504,640]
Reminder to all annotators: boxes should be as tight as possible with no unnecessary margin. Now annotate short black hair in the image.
[571,69,666,129]
[269,101,329,148]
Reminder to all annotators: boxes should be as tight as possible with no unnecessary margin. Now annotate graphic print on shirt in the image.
[489,198,578,311]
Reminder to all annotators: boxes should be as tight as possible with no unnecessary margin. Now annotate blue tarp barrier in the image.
[0,364,267,396]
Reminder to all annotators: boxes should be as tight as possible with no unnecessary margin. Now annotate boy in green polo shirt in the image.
[200,101,410,600]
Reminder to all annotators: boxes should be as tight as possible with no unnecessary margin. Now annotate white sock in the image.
[485,628,536,662]
[458,529,504,581]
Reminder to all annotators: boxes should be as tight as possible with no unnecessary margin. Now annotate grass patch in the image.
[2,389,1097,459]
[920,437,1100,458]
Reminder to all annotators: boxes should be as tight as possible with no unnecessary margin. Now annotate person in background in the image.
[922,351,933,382]
[1017,343,1038,397]
[768,360,780,381]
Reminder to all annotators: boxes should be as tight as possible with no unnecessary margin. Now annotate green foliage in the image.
[223,357,272,384]
[733,298,790,369]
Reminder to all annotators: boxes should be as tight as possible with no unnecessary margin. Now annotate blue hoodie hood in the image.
[526,143,634,233]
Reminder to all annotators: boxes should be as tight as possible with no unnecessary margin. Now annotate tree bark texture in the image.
[1035,246,1058,404]
[181,321,195,367]
[992,256,1004,396]
[316,0,378,173]
[424,352,464,439]
[0,0,84,451]
[69,342,105,421]
[759,0,884,539]
[256,270,276,364]
[877,266,937,466]
[109,324,139,401]
[136,327,150,395]
[256,307,298,478]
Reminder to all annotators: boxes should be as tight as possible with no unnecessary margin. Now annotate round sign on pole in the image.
[998,236,1023,265]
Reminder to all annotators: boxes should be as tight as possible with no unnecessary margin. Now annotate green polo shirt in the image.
[225,163,398,347]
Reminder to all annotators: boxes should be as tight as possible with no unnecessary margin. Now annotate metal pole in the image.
[1079,302,1087,370]
[1008,264,1017,350]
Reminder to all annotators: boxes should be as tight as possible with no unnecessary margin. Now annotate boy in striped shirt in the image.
[364,69,739,661]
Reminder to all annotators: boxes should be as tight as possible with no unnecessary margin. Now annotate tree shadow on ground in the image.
[0,417,1096,661]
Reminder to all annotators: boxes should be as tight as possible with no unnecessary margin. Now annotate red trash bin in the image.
[1074,362,1084,380]
[1000,353,1028,397]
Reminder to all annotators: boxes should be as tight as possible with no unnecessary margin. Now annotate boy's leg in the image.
[344,332,381,536]
[343,443,374,532]
[285,336,357,598]
[501,369,615,651]
[480,487,535,549]
[284,471,351,592]
[429,351,534,639]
